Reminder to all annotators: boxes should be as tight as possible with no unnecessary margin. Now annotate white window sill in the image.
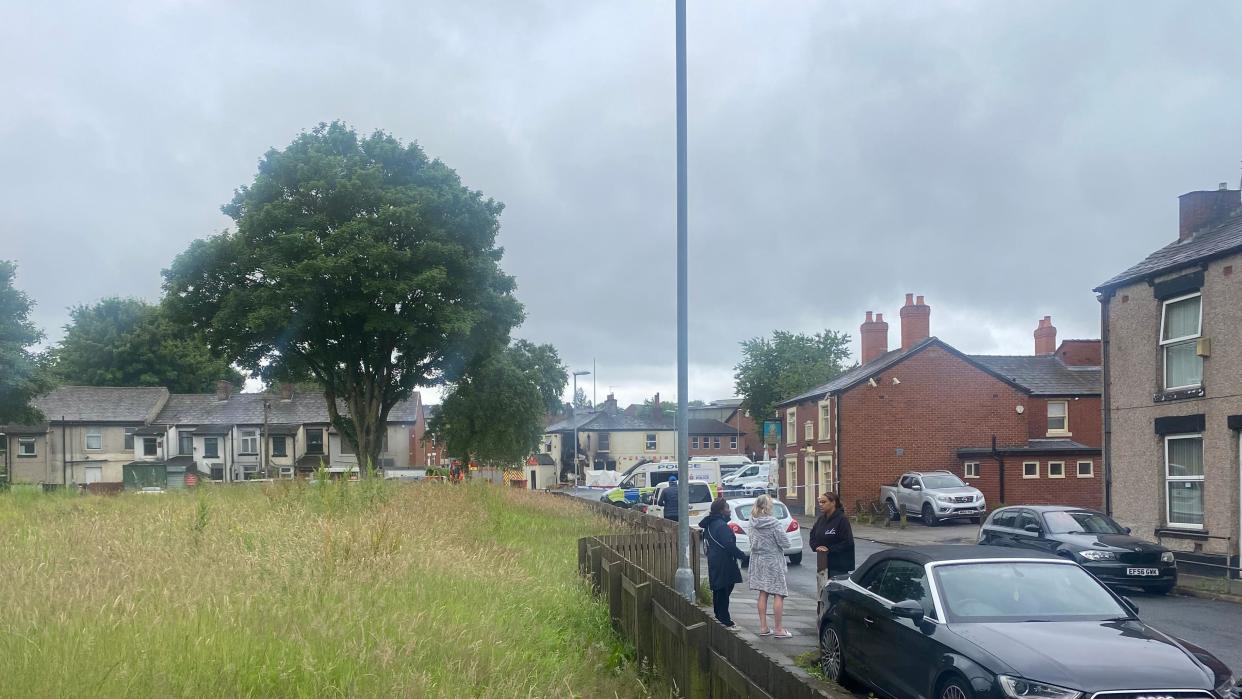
[1045,431,1071,438]
[1076,473,1094,478]
[1022,474,1039,479]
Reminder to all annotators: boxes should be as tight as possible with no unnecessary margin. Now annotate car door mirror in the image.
[1120,596,1139,616]
[1023,524,1042,534]
[1123,527,1132,535]
[910,484,922,491]
[891,600,925,623]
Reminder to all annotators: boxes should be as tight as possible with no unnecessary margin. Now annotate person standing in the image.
[748,494,793,638]
[700,498,746,627]
[661,476,680,522]
[809,492,855,594]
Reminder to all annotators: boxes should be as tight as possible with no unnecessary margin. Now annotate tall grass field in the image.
[0,481,658,697]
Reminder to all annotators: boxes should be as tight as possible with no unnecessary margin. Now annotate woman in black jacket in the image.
[809,492,855,593]
[700,498,746,627]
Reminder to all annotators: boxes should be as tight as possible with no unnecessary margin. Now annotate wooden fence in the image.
[563,495,701,589]
[579,535,833,699]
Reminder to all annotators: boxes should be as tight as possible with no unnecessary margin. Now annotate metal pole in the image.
[673,0,694,601]
[572,372,578,487]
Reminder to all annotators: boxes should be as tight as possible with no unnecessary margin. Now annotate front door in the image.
[804,455,817,514]
[84,465,103,485]
[818,455,833,498]
[785,457,798,503]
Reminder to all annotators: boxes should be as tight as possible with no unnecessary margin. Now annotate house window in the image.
[240,430,258,455]
[1048,461,1065,478]
[730,436,738,450]
[306,429,325,454]
[1160,293,1203,390]
[598,433,610,452]
[964,462,980,479]
[645,433,657,451]
[1077,460,1094,478]
[713,436,721,449]
[18,438,37,457]
[271,436,288,457]
[690,436,699,449]
[85,430,102,451]
[1165,435,1204,528]
[1022,461,1039,479]
[819,401,832,441]
[1047,401,1068,434]
[124,428,136,450]
[340,436,355,455]
[203,437,219,459]
[179,433,194,456]
[785,409,796,445]
[142,437,158,456]
[804,420,814,442]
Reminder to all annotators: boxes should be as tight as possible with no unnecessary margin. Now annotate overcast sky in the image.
[3,1,1241,406]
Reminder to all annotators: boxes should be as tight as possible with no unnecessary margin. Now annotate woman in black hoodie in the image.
[700,498,746,627]
[809,492,855,593]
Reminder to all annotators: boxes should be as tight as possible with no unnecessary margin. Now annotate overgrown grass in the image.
[0,481,660,698]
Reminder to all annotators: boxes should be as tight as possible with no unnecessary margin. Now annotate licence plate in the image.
[1127,568,1159,577]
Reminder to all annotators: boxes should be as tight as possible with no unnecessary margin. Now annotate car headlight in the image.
[1078,550,1117,562]
[1161,551,1177,564]
[999,676,1082,699]
[936,494,953,502]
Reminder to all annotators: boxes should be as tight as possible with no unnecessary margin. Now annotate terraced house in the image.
[775,294,1103,516]
[6,382,427,488]
[1095,182,1242,580]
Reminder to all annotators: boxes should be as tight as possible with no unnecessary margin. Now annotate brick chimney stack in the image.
[1179,183,1241,241]
[279,383,294,400]
[859,311,890,364]
[899,293,931,350]
[1034,316,1057,355]
[215,380,232,401]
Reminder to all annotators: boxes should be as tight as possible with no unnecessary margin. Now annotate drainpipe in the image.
[992,434,1005,505]
[229,429,236,483]
[62,418,68,487]
[1099,292,1113,516]
[833,394,842,494]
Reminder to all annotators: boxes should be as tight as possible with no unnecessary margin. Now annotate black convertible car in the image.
[818,546,1238,699]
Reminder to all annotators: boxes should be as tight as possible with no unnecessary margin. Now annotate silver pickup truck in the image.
[880,471,986,526]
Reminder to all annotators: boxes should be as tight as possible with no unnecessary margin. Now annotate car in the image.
[817,546,1237,699]
[719,496,803,566]
[645,480,718,528]
[721,462,777,497]
[880,471,986,526]
[977,506,1178,594]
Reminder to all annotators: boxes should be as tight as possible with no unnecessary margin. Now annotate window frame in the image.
[713,436,721,449]
[729,435,738,450]
[690,436,699,449]
[644,433,657,451]
[785,409,796,445]
[818,400,832,442]
[142,437,158,457]
[1164,434,1205,530]
[1022,461,1039,479]
[202,437,220,459]
[271,435,288,458]
[1046,401,1069,435]
[1076,460,1094,478]
[963,461,980,479]
[239,429,259,455]
[124,427,136,450]
[305,428,325,455]
[85,430,103,451]
[1159,292,1204,391]
[1048,461,1065,479]
[18,438,37,457]
[178,432,194,456]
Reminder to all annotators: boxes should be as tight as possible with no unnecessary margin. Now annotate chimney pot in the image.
[904,293,914,305]
[916,295,924,305]
[899,294,931,350]
[876,313,883,322]
[860,310,890,364]
[865,311,874,322]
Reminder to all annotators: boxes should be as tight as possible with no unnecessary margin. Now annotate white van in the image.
[721,461,776,496]
[694,454,752,478]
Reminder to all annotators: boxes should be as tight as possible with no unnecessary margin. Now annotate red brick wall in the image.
[1055,340,1101,367]
[956,456,1103,509]
[726,411,763,460]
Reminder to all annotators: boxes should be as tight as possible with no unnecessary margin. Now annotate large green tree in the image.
[429,341,566,466]
[51,297,243,392]
[733,330,852,428]
[0,261,50,425]
[164,122,523,471]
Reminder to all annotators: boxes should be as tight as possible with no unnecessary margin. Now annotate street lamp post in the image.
[672,0,694,601]
[572,370,591,485]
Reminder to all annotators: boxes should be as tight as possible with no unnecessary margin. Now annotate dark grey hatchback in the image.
[978,506,1177,594]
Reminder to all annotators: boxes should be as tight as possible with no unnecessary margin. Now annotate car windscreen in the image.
[921,474,966,489]
[934,562,1128,623]
[1043,511,1126,535]
[736,503,789,520]
[688,484,712,503]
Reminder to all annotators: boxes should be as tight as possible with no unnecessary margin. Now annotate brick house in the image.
[1095,183,1242,579]
[774,294,1103,516]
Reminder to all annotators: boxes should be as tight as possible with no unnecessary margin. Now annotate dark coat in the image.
[700,513,745,589]
[660,485,680,521]
[809,509,855,573]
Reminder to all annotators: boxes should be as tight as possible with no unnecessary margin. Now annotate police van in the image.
[600,459,722,507]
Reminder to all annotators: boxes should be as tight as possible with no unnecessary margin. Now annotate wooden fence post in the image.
[605,558,623,630]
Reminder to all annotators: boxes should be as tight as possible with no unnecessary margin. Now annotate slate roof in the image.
[545,408,678,433]
[777,337,938,407]
[153,392,420,426]
[1095,213,1242,291]
[32,386,169,423]
[689,418,743,435]
[967,355,1101,396]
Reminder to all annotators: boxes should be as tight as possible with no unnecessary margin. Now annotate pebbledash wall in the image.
[777,295,1104,516]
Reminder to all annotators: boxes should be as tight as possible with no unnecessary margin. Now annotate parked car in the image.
[721,461,776,497]
[645,480,718,527]
[717,496,803,566]
[880,471,986,526]
[977,506,1178,594]
[818,546,1237,699]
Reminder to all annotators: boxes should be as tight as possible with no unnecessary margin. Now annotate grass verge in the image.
[0,481,659,698]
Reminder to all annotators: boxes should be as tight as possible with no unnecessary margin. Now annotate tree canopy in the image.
[733,330,852,427]
[0,261,50,425]
[51,297,243,392]
[429,341,566,467]
[163,122,523,471]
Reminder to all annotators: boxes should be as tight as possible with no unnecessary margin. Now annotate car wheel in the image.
[788,552,803,566]
[938,675,970,699]
[922,503,939,527]
[819,625,846,684]
[886,499,900,521]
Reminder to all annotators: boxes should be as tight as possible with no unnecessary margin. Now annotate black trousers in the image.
[712,584,735,626]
